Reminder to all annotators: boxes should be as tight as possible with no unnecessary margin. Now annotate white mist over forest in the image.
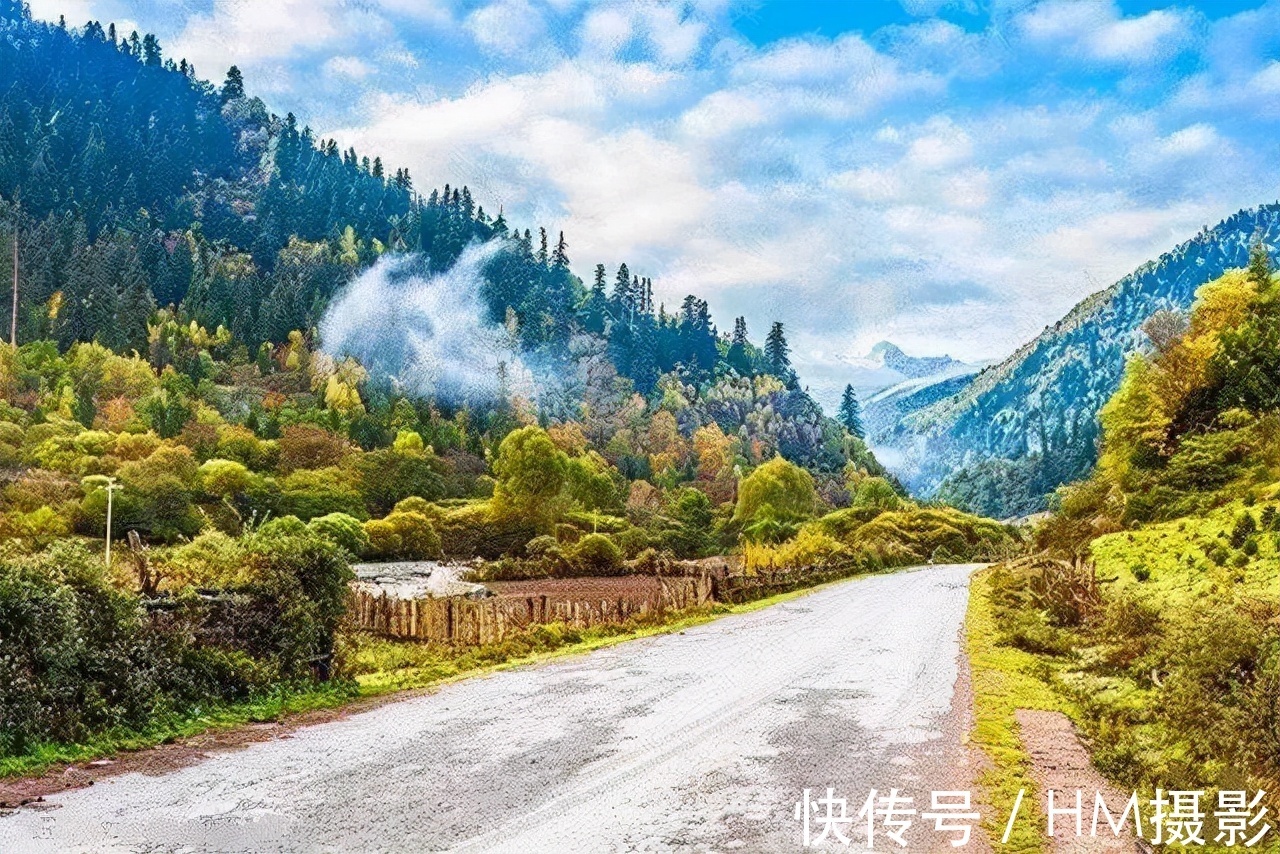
[318,244,533,407]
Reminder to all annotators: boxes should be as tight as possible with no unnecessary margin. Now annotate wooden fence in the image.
[348,573,716,645]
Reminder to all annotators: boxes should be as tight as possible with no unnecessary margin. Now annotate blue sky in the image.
[24,0,1280,405]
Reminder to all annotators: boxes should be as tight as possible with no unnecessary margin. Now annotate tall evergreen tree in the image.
[838,384,865,439]
[552,231,569,269]
[221,65,243,102]
[727,316,751,375]
[764,321,793,384]
[1248,237,1273,293]
[612,263,631,315]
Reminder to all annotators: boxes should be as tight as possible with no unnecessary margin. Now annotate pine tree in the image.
[583,263,608,334]
[838,384,865,439]
[613,263,631,313]
[1248,237,1273,293]
[551,231,569,269]
[221,65,245,102]
[727,316,751,375]
[765,321,793,383]
[537,227,549,266]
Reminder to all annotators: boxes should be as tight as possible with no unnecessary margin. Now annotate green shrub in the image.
[278,467,366,521]
[239,532,353,679]
[363,511,441,560]
[734,456,816,536]
[562,511,628,534]
[1231,512,1258,548]
[199,458,253,498]
[851,476,901,512]
[352,448,445,517]
[307,512,370,558]
[256,515,308,539]
[492,426,568,522]
[437,502,539,559]
[568,533,623,576]
[613,525,658,559]
[0,543,159,755]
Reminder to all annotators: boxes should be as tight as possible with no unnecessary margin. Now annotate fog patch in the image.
[319,245,532,407]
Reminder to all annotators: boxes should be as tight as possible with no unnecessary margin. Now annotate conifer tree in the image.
[613,263,631,312]
[217,65,241,102]
[1248,237,1273,292]
[838,384,865,439]
[727,316,752,375]
[765,321,793,382]
[552,231,569,269]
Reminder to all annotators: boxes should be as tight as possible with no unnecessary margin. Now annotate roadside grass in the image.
[966,566,1068,854]
[0,571,866,781]
[971,510,1280,854]
[0,683,358,780]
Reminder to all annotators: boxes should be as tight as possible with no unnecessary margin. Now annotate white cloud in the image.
[1017,0,1193,65]
[1249,60,1280,94]
[906,119,973,170]
[325,56,374,80]
[372,0,452,27]
[1152,123,1221,158]
[464,0,548,58]
[170,0,344,73]
[577,3,708,65]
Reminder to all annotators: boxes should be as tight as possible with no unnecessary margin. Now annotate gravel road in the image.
[1,563,983,853]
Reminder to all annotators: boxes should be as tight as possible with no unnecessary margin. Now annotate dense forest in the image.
[0,0,851,467]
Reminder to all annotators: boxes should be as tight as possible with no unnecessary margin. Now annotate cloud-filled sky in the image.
[24,0,1280,404]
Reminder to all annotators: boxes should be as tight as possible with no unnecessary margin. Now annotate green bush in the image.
[568,533,624,576]
[0,543,157,755]
[491,426,568,522]
[851,476,902,512]
[363,511,441,560]
[391,496,444,522]
[734,456,816,537]
[278,467,366,521]
[256,515,308,539]
[238,532,354,680]
[437,502,540,559]
[0,539,345,758]
[352,448,445,517]
[307,512,370,558]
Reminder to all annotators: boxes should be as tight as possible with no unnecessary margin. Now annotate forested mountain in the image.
[881,203,1280,518]
[0,1,872,474]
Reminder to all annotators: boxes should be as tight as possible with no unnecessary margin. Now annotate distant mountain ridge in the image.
[867,341,969,381]
[879,202,1280,517]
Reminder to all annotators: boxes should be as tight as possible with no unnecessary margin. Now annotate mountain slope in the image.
[883,203,1280,516]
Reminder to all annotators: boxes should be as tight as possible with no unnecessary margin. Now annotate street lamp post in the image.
[102,477,121,568]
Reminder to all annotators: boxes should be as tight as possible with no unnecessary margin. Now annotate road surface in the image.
[1,563,982,853]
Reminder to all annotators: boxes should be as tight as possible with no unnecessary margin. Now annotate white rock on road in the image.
[0,563,984,853]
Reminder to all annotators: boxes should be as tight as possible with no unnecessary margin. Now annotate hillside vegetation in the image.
[980,248,1280,836]
[888,204,1280,519]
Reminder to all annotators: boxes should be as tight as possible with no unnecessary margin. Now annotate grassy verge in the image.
[1,572,859,781]
[966,566,1068,854]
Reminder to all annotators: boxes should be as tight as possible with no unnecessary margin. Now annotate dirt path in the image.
[1016,710,1137,852]
[1,564,986,853]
